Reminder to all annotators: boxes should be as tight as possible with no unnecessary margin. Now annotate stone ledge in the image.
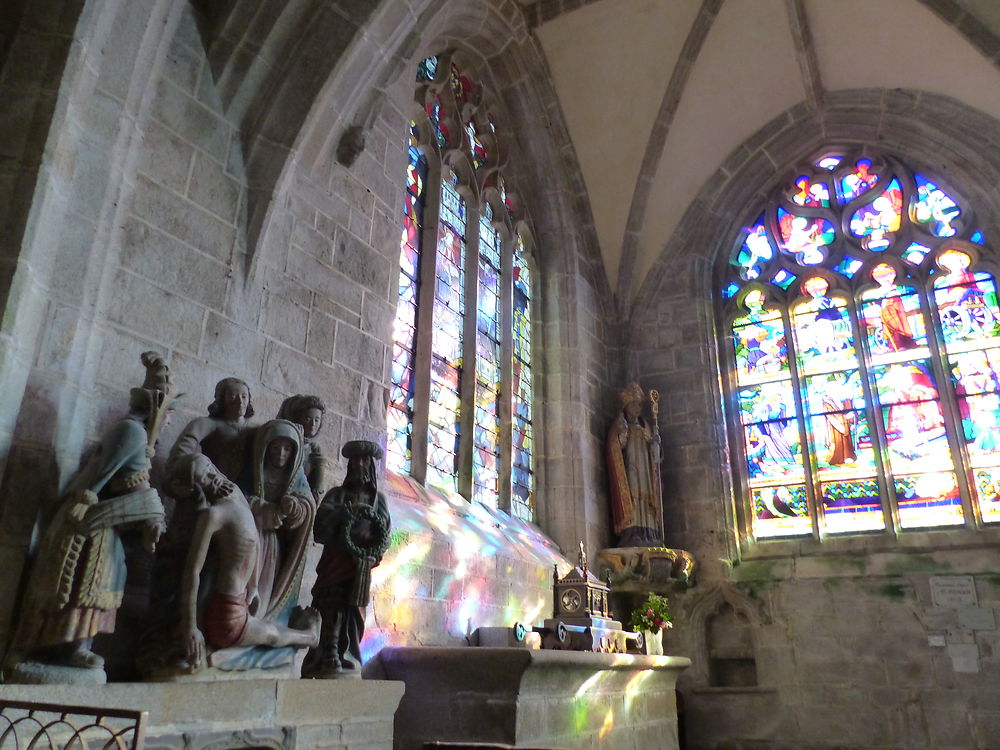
[0,679,404,746]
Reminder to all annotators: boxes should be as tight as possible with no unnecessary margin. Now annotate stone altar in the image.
[365,647,690,750]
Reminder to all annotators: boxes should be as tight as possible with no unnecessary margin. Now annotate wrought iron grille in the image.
[0,700,146,750]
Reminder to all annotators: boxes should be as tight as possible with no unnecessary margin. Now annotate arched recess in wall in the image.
[236,0,610,312]
[686,583,766,688]
[231,0,613,546]
[628,90,1000,561]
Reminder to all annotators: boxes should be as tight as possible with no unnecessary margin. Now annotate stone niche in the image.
[365,646,691,750]
[0,679,403,750]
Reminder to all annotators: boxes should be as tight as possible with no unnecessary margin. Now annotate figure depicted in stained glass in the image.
[607,383,663,547]
[822,401,857,466]
[914,177,960,237]
[790,176,829,207]
[870,264,917,352]
[738,223,774,279]
[796,277,853,365]
[779,213,834,265]
[849,181,902,251]
[750,392,795,466]
[841,158,878,201]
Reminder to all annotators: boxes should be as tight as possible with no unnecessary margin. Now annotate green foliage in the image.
[629,593,672,634]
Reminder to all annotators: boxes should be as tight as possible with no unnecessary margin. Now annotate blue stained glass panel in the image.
[849,178,902,250]
[771,269,796,290]
[833,255,863,278]
[903,242,931,264]
[417,56,438,81]
[735,218,774,280]
[913,175,960,237]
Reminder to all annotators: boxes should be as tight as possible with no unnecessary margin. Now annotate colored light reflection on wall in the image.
[361,472,567,662]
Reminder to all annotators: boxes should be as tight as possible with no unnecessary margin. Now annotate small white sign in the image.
[947,643,980,673]
[958,606,996,631]
[930,575,978,608]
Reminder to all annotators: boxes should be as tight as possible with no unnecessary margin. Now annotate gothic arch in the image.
[633,90,1000,318]
[628,90,1000,564]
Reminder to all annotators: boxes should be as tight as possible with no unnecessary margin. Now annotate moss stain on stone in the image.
[877,583,908,600]
[733,559,781,582]
[883,554,951,576]
[813,555,867,576]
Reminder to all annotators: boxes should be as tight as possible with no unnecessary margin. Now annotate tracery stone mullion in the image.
[498,226,515,515]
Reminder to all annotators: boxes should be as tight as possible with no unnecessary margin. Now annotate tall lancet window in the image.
[720,150,1000,541]
[387,54,538,520]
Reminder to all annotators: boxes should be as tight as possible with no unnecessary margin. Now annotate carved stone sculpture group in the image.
[7,352,389,683]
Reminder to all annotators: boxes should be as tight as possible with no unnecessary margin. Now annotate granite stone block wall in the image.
[629,93,1000,750]
[0,0,616,663]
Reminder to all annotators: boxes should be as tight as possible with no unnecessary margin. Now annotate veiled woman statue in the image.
[238,419,317,621]
[606,382,664,547]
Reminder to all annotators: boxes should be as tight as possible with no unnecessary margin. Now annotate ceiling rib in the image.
[785,0,824,113]
[521,0,606,29]
[614,0,725,312]
[918,0,1000,65]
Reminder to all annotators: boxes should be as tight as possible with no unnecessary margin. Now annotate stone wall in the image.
[630,92,1000,750]
[0,0,616,661]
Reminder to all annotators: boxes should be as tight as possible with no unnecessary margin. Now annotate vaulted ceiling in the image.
[522,0,1000,305]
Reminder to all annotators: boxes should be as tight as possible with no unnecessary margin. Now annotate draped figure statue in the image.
[13,352,176,672]
[606,383,664,547]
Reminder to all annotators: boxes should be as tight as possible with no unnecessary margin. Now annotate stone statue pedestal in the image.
[6,661,107,685]
[597,546,696,625]
[597,547,696,591]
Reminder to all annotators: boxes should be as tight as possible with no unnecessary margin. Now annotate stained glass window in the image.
[721,150,996,540]
[387,52,538,521]
[474,205,502,507]
[426,171,466,493]
[387,133,427,475]
[512,233,534,521]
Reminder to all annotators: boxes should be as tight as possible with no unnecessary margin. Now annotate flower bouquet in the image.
[629,593,672,655]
